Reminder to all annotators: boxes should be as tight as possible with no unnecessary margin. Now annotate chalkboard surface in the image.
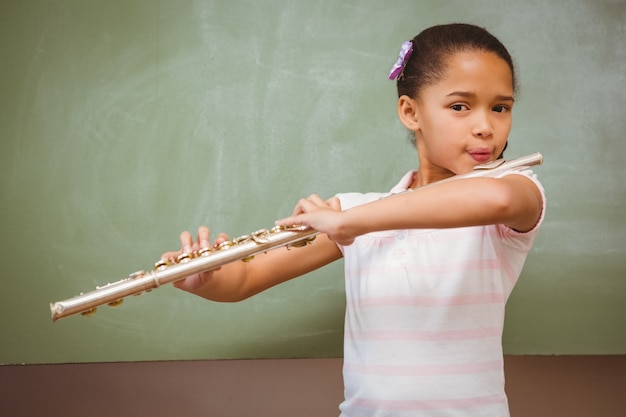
[1,0,624,364]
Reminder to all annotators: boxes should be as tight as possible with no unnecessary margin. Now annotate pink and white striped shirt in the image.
[335,169,545,417]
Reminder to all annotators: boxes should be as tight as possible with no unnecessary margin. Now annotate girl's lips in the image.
[468,150,492,163]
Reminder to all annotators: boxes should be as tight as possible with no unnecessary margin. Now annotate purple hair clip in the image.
[388,41,413,80]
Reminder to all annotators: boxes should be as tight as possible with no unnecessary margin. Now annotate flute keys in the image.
[154,259,170,270]
[290,237,315,248]
[217,241,234,250]
[107,299,124,307]
[176,252,192,263]
[81,307,97,317]
[234,235,251,245]
[198,247,212,257]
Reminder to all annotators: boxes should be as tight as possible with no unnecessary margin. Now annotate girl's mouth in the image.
[468,150,492,163]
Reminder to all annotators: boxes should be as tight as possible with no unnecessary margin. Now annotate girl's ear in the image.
[397,95,420,131]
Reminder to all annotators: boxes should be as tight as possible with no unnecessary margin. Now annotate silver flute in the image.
[50,152,543,321]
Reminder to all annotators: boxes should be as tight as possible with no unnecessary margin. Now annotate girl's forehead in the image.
[444,50,511,73]
[438,51,514,90]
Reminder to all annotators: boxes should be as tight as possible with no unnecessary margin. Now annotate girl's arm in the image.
[163,227,342,302]
[277,174,543,246]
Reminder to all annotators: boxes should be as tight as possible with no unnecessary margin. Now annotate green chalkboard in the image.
[1,0,625,364]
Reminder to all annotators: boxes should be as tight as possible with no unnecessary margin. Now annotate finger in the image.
[292,197,320,216]
[197,226,210,249]
[307,194,326,206]
[291,198,306,216]
[213,232,229,247]
[160,250,181,262]
[180,230,193,254]
[173,276,197,290]
[275,213,306,227]
[326,196,342,211]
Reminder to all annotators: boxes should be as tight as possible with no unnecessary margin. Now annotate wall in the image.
[1,1,625,414]
[1,356,625,417]
[1,0,625,366]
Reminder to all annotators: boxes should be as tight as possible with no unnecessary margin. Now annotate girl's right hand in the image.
[159,226,229,293]
[276,194,355,246]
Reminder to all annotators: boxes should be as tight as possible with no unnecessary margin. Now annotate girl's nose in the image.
[473,112,494,139]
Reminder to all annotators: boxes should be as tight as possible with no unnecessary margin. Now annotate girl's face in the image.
[409,51,514,177]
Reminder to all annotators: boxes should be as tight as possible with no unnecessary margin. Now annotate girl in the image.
[165,23,545,417]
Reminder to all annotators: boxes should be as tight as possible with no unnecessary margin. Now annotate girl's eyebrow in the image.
[447,91,475,98]
[496,95,515,102]
[447,91,515,102]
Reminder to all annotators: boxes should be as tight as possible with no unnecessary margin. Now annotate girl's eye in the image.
[450,104,468,111]
[493,105,510,113]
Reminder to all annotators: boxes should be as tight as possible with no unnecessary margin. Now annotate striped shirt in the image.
[336,169,545,417]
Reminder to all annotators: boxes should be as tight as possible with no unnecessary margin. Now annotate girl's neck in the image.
[412,142,456,188]
[410,167,455,189]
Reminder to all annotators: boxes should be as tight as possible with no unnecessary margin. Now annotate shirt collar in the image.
[389,170,418,194]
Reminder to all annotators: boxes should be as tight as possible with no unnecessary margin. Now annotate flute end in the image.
[50,302,61,322]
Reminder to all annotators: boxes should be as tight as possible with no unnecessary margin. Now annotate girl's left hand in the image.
[276,194,355,246]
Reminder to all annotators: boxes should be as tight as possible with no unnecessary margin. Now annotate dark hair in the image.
[397,23,517,99]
